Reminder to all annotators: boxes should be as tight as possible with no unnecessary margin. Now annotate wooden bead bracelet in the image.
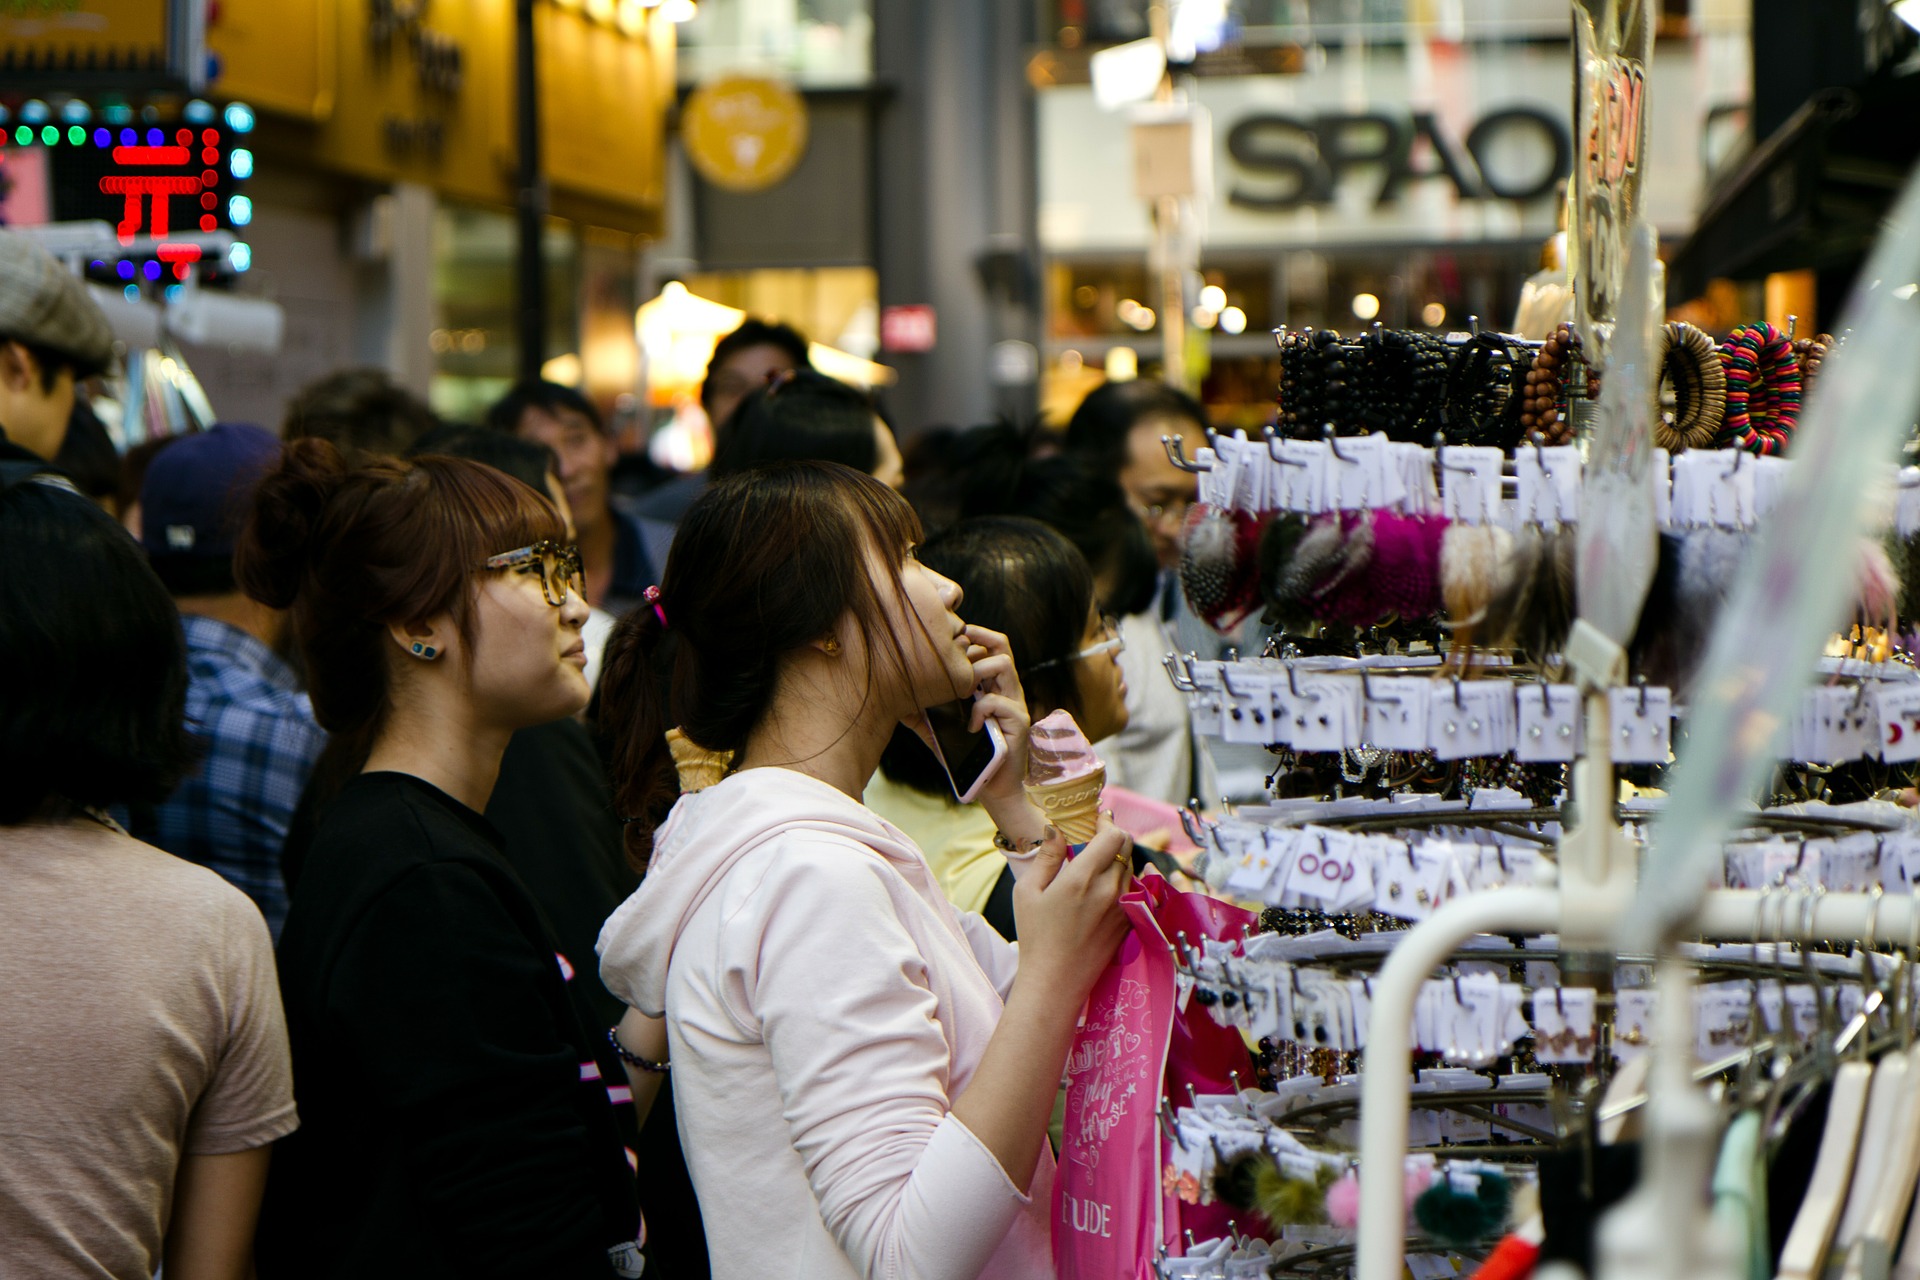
[1652,321,1726,452]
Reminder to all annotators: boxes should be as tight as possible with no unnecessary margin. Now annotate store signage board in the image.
[684,75,809,194]
[1037,44,1707,252]
[0,0,202,92]
[881,304,937,354]
[1570,0,1653,369]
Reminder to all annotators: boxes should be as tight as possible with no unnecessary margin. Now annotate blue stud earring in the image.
[410,642,438,660]
[411,642,423,655]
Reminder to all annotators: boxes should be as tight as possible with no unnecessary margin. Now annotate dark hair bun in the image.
[235,436,347,610]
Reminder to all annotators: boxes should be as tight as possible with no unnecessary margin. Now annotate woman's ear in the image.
[387,619,447,663]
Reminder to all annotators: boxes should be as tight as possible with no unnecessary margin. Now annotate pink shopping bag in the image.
[1056,871,1258,1278]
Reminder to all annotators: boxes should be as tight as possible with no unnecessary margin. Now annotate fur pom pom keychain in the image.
[1211,1152,1339,1229]
[1413,1168,1512,1246]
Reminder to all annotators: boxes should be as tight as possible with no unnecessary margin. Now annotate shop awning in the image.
[1669,72,1920,302]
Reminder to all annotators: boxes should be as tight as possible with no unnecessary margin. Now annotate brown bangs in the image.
[397,456,567,641]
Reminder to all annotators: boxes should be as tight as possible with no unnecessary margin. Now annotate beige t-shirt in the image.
[0,817,298,1279]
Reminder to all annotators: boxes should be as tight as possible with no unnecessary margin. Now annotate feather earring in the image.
[1179,505,1264,633]
[1440,524,1515,657]
[1257,512,1312,631]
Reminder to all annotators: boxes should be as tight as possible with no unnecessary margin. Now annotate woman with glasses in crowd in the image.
[866,516,1131,939]
[240,441,645,1278]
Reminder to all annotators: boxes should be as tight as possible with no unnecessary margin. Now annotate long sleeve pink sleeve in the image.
[731,845,1036,1280]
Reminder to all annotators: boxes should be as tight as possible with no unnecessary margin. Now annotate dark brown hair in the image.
[595,460,921,866]
[234,437,566,771]
[283,368,439,463]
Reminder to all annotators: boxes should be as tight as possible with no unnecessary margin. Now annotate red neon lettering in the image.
[100,175,203,239]
[112,145,191,165]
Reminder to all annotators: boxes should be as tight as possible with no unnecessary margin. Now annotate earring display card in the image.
[1531,987,1599,1064]
[1609,685,1673,763]
[1516,683,1582,762]
[1218,673,1276,746]
[1439,446,1505,525]
[1613,988,1658,1062]
[1874,682,1920,763]
[1693,982,1754,1062]
[1271,438,1329,512]
[1669,449,1758,528]
[1362,676,1432,750]
[1787,685,1877,764]
[1429,681,1517,760]
[1516,443,1583,527]
[1374,842,1453,922]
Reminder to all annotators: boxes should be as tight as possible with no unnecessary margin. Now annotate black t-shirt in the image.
[257,771,641,1278]
[486,720,711,1280]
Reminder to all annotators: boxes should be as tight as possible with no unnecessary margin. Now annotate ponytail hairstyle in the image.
[234,437,567,802]
[596,460,923,867]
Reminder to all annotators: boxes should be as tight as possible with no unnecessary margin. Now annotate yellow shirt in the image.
[864,772,1005,916]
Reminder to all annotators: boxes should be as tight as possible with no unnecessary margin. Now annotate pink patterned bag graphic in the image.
[1055,872,1258,1278]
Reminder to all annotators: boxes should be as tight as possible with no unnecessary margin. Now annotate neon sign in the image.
[0,98,251,282]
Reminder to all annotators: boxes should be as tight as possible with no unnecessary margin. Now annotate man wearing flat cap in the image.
[0,229,116,466]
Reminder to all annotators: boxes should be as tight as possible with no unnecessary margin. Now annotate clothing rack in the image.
[1351,887,1920,1280]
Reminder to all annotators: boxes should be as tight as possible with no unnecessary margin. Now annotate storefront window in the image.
[676,0,873,88]
[429,204,581,424]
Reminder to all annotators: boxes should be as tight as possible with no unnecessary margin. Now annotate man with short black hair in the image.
[282,367,438,464]
[488,380,659,616]
[0,229,115,468]
[129,423,326,940]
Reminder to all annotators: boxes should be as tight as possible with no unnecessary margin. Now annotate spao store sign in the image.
[1224,107,1568,211]
[1038,47,1703,252]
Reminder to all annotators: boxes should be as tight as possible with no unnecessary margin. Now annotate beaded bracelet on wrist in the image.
[607,1027,670,1074]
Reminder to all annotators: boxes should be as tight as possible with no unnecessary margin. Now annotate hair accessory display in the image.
[644,584,669,630]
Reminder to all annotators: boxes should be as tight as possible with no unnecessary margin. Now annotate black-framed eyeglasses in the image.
[485,540,585,607]
[1029,615,1124,672]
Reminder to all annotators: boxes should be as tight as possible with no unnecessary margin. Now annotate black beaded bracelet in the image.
[607,1026,670,1074]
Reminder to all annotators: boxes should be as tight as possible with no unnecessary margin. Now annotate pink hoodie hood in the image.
[597,767,943,1018]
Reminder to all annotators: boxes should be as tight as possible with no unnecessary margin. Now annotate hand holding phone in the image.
[921,698,1008,803]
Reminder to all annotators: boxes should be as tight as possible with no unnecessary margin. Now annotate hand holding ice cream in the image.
[1024,710,1107,843]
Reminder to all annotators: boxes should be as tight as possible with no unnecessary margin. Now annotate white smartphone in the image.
[921,698,1009,803]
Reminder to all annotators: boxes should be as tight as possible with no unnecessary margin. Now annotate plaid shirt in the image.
[135,615,326,939]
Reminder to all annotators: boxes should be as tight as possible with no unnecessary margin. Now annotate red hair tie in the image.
[644,585,668,630]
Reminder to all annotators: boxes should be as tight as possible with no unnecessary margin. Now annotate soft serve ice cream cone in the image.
[1024,710,1106,844]
[667,728,732,794]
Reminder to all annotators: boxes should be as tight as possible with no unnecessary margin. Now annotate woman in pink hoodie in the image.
[595,460,1131,1280]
